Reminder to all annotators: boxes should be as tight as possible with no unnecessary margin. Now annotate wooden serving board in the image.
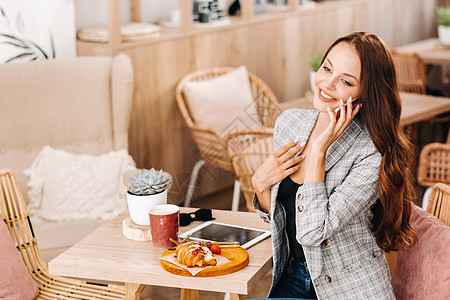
[161,247,249,277]
[122,217,151,241]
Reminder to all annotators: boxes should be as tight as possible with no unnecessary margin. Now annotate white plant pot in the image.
[310,71,316,91]
[438,25,450,46]
[126,190,168,225]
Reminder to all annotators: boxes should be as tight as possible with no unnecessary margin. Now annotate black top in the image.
[277,176,306,262]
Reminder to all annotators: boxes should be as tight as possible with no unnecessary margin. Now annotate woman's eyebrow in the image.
[327,58,359,82]
[344,73,359,82]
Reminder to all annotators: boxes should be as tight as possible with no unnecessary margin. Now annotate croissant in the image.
[175,241,217,267]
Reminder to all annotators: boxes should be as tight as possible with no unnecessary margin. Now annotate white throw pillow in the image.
[24,146,136,222]
[183,65,263,136]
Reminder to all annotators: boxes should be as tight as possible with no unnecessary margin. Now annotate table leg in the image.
[230,293,241,300]
[125,283,145,300]
[180,288,199,300]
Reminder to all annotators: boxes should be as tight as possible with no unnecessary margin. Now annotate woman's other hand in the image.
[252,140,306,212]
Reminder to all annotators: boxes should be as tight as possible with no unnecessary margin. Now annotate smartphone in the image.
[335,98,361,119]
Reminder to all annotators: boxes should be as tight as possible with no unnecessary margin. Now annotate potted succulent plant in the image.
[308,53,322,91]
[437,7,450,45]
[127,168,172,226]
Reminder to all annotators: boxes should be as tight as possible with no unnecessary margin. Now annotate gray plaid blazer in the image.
[254,109,395,300]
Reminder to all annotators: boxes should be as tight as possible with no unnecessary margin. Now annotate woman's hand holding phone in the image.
[311,96,361,154]
[334,97,361,119]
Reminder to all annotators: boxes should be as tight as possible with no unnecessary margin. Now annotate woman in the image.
[251,32,417,299]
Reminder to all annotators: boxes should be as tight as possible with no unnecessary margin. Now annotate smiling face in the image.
[313,42,361,113]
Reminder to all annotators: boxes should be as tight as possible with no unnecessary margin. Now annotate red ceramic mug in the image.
[149,204,179,248]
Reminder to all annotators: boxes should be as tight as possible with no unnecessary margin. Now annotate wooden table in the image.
[48,208,273,300]
[280,92,450,126]
[395,38,450,66]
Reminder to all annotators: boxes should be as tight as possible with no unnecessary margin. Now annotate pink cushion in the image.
[393,205,450,300]
[0,221,39,300]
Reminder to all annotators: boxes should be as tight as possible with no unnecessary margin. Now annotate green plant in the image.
[0,7,54,63]
[128,168,171,195]
[308,53,323,72]
[437,7,450,27]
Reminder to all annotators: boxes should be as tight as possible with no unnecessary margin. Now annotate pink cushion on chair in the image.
[393,205,450,300]
[0,221,39,300]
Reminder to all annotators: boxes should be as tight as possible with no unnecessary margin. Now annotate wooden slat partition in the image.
[241,0,255,20]
[107,0,121,47]
[179,0,193,33]
[288,0,300,11]
[77,0,437,204]
[129,0,141,22]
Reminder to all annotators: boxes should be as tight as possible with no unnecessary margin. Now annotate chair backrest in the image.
[175,67,279,172]
[391,50,427,94]
[417,142,450,187]
[0,55,134,202]
[227,130,273,211]
[0,168,128,298]
[427,183,450,225]
[176,67,280,129]
[0,169,45,276]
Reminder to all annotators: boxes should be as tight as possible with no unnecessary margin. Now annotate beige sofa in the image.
[0,54,135,263]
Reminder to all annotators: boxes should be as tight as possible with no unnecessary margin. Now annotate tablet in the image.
[179,221,271,249]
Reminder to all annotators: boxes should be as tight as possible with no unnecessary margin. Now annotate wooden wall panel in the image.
[77,0,438,203]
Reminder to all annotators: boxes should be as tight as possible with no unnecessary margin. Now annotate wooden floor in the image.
[142,186,273,300]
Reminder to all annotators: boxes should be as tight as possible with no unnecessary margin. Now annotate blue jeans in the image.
[251,257,317,300]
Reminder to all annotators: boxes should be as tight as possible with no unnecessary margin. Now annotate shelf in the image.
[100,0,308,48]
[79,0,326,51]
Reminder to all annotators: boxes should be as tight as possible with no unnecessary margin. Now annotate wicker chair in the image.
[176,67,280,210]
[417,142,450,210]
[391,50,427,94]
[0,169,126,299]
[427,183,450,226]
[226,130,274,212]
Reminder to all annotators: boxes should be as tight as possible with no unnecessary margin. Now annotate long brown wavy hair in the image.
[322,32,418,252]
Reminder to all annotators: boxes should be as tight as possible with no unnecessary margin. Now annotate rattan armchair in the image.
[427,183,450,226]
[176,67,280,210]
[417,142,450,209]
[0,169,126,299]
[226,130,274,212]
[391,50,427,94]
